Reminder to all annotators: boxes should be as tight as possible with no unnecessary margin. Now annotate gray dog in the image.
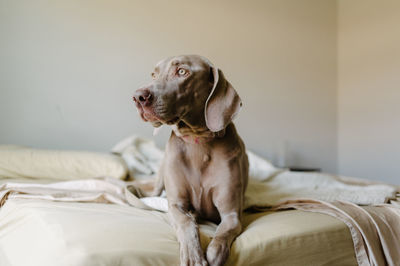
[133,55,249,266]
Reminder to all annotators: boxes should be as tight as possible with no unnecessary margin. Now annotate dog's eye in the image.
[151,72,156,79]
[177,68,187,76]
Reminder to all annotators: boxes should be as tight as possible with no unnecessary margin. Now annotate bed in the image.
[0,141,398,266]
[0,198,357,266]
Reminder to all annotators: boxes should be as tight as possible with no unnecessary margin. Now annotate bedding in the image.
[0,198,357,266]
[0,138,399,266]
[274,199,400,266]
[0,175,398,265]
[0,146,127,180]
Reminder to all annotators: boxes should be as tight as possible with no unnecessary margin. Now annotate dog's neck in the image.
[171,120,225,144]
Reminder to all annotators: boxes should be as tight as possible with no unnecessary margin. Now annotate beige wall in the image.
[338,0,400,184]
[0,1,338,172]
[2,1,397,182]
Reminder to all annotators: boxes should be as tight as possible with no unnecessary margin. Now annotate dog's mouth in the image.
[135,102,179,127]
[134,103,155,122]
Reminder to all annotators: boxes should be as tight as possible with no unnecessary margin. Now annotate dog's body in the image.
[133,55,248,266]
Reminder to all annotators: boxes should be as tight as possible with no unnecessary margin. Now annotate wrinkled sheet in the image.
[0,198,357,266]
[0,176,399,265]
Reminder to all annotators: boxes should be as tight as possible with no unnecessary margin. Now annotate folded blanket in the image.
[273,200,400,266]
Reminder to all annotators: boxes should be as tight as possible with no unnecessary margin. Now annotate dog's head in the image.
[133,55,242,132]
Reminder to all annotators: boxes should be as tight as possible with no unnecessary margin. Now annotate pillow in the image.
[0,146,128,180]
[247,150,282,181]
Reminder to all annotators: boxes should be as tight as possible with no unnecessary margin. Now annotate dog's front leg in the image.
[206,211,242,266]
[169,202,208,266]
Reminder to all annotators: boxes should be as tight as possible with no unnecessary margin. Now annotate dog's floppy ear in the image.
[205,67,242,132]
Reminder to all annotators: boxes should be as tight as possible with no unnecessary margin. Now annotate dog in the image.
[133,55,249,266]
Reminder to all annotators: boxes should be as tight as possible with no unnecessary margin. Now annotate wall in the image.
[0,0,338,172]
[338,0,400,184]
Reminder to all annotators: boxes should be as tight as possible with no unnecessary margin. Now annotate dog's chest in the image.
[179,144,220,219]
[180,144,213,184]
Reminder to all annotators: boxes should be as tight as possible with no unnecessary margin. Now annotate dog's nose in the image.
[133,88,153,106]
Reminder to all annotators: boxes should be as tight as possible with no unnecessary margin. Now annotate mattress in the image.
[0,198,357,266]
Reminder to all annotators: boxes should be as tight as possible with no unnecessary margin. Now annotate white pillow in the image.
[247,150,282,181]
[0,146,127,180]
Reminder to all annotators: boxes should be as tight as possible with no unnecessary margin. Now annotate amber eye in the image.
[151,72,156,79]
[178,68,187,76]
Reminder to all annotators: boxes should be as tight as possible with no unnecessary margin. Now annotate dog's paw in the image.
[206,239,229,266]
[180,242,208,266]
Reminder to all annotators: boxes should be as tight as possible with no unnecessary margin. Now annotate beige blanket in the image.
[0,177,399,266]
[0,198,357,266]
[273,200,400,266]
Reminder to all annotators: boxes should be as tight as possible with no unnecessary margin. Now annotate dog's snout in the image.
[133,88,153,106]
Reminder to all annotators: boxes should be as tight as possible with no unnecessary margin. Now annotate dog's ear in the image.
[205,67,242,132]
